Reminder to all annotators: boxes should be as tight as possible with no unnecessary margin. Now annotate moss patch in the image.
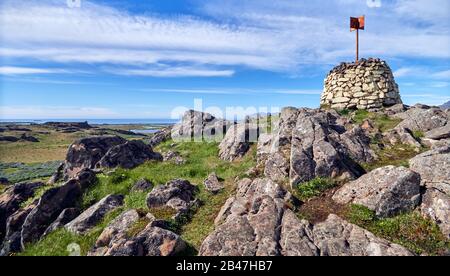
[345,205,449,256]
[362,143,426,172]
[295,178,336,201]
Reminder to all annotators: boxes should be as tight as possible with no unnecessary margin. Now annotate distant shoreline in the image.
[0,119,178,125]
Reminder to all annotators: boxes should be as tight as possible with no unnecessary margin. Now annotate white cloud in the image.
[109,67,234,78]
[431,70,450,80]
[0,66,65,75]
[137,87,322,95]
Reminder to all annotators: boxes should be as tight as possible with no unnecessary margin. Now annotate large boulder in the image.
[147,127,172,148]
[409,146,450,195]
[199,178,290,256]
[0,182,44,242]
[279,210,319,256]
[89,209,186,256]
[95,140,162,169]
[259,108,375,188]
[65,195,124,234]
[63,136,126,179]
[61,136,162,181]
[42,208,79,237]
[172,110,231,142]
[219,123,259,161]
[20,169,96,245]
[333,166,421,217]
[146,179,198,220]
[425,124,450,140]
[394,106,448,133]
[312,214,414,256]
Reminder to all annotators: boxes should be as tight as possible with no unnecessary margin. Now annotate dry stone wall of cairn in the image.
[321,58,402,110]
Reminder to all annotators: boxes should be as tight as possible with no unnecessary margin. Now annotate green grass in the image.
[362,143,426,172]
[346,205,449,256]
[295,178,336,201]
[351,110,402,132]
[412,130,425,140]
[19,207,124,256]
[0,161,62,184]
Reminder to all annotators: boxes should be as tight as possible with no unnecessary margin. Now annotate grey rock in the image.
[65,194,124,234]
[20,169,96,245]
[163,150,185,165]
[0,201,37,256]
[425,124,450,140]
[219,123,259,161]
[0,182,44,242]
[394,107,448,132]
[279,210,319,256]
[147,127,172,147]
[333,166,421,217]
[409,146,450,195]
[203,173,224,193]
[96,140,162,170]
[131,179,153,193]
[384,127,421,147]
[420,189,450,239]
[146,179,198,219]
[312,214,414,256]
[42,208,79,237]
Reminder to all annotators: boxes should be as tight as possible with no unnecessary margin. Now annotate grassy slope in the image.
[20,141,256,256]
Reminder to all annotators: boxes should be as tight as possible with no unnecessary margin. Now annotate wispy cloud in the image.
[0,105,118,119]
[137,88,322,95]
[108,67,235,78]
[0,66,66,75]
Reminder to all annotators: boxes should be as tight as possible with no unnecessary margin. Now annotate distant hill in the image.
[441,101,450,109]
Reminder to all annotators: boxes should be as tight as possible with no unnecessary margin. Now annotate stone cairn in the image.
[321,58,402,110]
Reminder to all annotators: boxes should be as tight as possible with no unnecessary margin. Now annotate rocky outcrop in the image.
[147,127,172,147]
[321,58,402,110]
[394,105,448,133]
[146,179,198,220]
[219,123,259,161]
[203,173,224,194]
[259,107,375,188]
[0,201,37,256]
[42,208,79,237]
[89,209,186,256]
[0,182,44,242]
[20,169,96,246]
[312,214,414,256]
[172,110,231,142]
[62,136,161,180]
[333,166,421,217]
[420,189,450,239]
[384,127,422,148]
[163,151,185,165]
[409,146,450,195]
[95,140,162,170]
[200,177,413,256]
[65,195,124,234]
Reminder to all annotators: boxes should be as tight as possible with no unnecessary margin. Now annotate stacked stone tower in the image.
[321,58,402,110]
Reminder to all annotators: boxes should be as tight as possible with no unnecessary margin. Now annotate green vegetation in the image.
[296,178,336,201]
[337,109,351,116]
[19,208,124,256]
[0,161,62,183]
[346,205,449,255]
[20,140,256,255]
[412,130,425,140]
[362,143,425,171]
[354,110,402,132]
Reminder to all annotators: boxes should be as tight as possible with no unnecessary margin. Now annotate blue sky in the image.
[0,0,449,119]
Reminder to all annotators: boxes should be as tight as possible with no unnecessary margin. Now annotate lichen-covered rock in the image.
[20,169,96,245]
[147,127,172,147]
[0,201,37,256]
[321,58,402,110]
[384,127,422,148]
[96,140,162,170]
[203,173,224,193]
[409,146,450,195]
[162,151,185,165]
[0,182,43,242]
[312,214,414,256]
[199,178,288,256]
[171,110,231,142]
[420,189,450,239]
[333,166,421,217]
[65,195,124,234]
[425,124,450,140]
[394,106,448,133]
[219,123,259,161]
[279,210,319,256]
[146,179,198,220]
[63,136,126,180]
[89,210,186,256]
